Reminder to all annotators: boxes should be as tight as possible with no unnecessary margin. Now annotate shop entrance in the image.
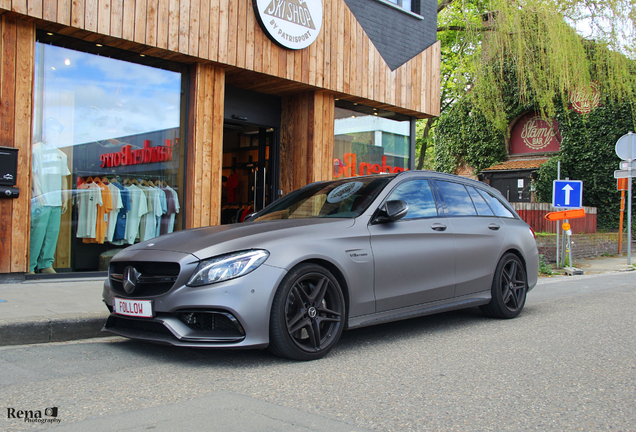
[221,123,278,224]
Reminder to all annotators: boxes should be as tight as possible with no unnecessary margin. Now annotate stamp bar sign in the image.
[254,0,323,50]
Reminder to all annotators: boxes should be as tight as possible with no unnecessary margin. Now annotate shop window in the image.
[334,102,412,179]
[30,38,186,273]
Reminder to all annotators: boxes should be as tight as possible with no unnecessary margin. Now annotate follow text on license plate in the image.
[113,298,153,318]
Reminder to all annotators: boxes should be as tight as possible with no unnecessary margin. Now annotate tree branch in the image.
[437,25,496,32]
[437,0,454,14]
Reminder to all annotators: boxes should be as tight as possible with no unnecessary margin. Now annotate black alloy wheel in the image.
[269,263,345,361]
[480,253,527,319]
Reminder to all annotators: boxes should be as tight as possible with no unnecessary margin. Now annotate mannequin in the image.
[29,118,71,274]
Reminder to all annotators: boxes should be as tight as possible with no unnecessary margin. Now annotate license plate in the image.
[112,298,153,318]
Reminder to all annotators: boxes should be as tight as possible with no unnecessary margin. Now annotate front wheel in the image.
[480,253,527,319]
[268,264,345,361]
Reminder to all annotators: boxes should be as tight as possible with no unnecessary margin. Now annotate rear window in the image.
[466,186,494,216]
[477,189,515,218]
[435,181,477,216]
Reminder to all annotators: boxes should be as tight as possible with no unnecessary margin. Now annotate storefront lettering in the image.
[265,0,316,30]
[99,140,173,168]
[520,118,557,150]
[570,82,601,114]
[333,153,408,178]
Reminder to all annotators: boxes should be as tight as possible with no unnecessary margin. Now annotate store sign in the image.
[99,140,173,168]
[510,113,560,155]
[570,82,601,114]
[333,153,408,178]
[254,0,323,50]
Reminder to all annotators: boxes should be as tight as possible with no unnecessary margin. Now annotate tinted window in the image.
[386,180,437,219]
[466,186,494,216]
[436,181,477,216]
[477,189,515,218]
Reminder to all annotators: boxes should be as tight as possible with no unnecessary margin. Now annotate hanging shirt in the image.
[226,173,239,203]
[112,182,130,242]
[76,182,103,238]
[84,181,114,244]
[155,187,168,237]
[105,183,123,242]
[122,184,149,245]
[167,186,180,233]
[160,186,176,235]
[141,187,163,241]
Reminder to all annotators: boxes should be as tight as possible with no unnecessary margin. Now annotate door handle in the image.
[488,223,501,231]
[431,223,447,232]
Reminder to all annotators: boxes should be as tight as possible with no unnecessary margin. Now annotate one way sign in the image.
[552,180,583,208]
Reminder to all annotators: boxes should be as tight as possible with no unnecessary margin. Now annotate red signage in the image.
[618,178,628,191]
[510,113,560,155]
[100,139,173,168]
[570,82,601,114]
[333,153,408,178]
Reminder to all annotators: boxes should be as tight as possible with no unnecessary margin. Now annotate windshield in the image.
[250,176,395,222]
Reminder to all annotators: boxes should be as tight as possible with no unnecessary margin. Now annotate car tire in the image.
[268,263,345,361]
[480,252,527,319]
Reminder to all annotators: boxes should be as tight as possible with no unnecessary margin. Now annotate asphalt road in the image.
[1,272,635,432]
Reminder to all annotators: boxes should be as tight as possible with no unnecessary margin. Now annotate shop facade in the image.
[0,0,440,277]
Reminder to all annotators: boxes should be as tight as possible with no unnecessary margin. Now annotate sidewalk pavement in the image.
[1,255,635,348]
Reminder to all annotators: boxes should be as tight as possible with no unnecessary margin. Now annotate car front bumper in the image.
[102,263,287,348]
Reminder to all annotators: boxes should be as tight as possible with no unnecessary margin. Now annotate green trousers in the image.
[29,205,62,272]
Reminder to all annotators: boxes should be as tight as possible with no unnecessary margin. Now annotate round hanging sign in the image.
[253,0,323,50]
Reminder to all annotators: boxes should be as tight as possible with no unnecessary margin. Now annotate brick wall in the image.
[536,233,630,262]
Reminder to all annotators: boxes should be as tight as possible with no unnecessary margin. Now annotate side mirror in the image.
[372,200,409,224]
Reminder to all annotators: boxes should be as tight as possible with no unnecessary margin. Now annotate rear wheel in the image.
[480,253,527,319]
[269,263,345,361]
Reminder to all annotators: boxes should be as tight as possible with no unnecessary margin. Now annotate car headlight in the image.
[187,250,270,287]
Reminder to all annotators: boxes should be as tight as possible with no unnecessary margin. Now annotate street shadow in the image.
[104,304,548,368]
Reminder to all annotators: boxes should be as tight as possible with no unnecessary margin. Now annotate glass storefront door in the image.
[220,123,276,224]
[30,34,186,274]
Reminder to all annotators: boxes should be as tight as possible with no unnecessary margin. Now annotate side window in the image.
[466,186,494,216]
[436,181,477,216]
[386,179,438,219]
[477,189,516,218]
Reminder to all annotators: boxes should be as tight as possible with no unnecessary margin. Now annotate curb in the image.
[0,313,110,347]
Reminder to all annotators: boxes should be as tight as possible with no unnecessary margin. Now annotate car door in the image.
[368,178,456,312]
[433,181,506,297]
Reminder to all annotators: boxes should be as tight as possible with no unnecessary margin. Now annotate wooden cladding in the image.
[280,91,335,194]
[185,63,225,229]
[1,0,441,118]
[0,16,35,273]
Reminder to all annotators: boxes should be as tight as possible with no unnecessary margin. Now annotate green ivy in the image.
[434,98,507,174]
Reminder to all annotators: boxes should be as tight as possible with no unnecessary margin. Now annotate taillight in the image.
[529,226,536,239]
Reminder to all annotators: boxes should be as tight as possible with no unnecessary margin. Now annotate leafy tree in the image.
[417,0,636,171]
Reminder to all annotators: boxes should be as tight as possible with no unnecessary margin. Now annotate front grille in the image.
[176,311,245,337]
[105,315,175,341]
[109,261,180,297]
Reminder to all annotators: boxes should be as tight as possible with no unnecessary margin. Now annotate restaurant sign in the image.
[254,0,323,50]
[510,112,561,155]
[569,82,601,114]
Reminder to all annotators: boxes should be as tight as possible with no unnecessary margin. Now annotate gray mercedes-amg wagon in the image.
[103,171,539,360]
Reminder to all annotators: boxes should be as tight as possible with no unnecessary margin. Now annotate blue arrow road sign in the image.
[552,180,583,208]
